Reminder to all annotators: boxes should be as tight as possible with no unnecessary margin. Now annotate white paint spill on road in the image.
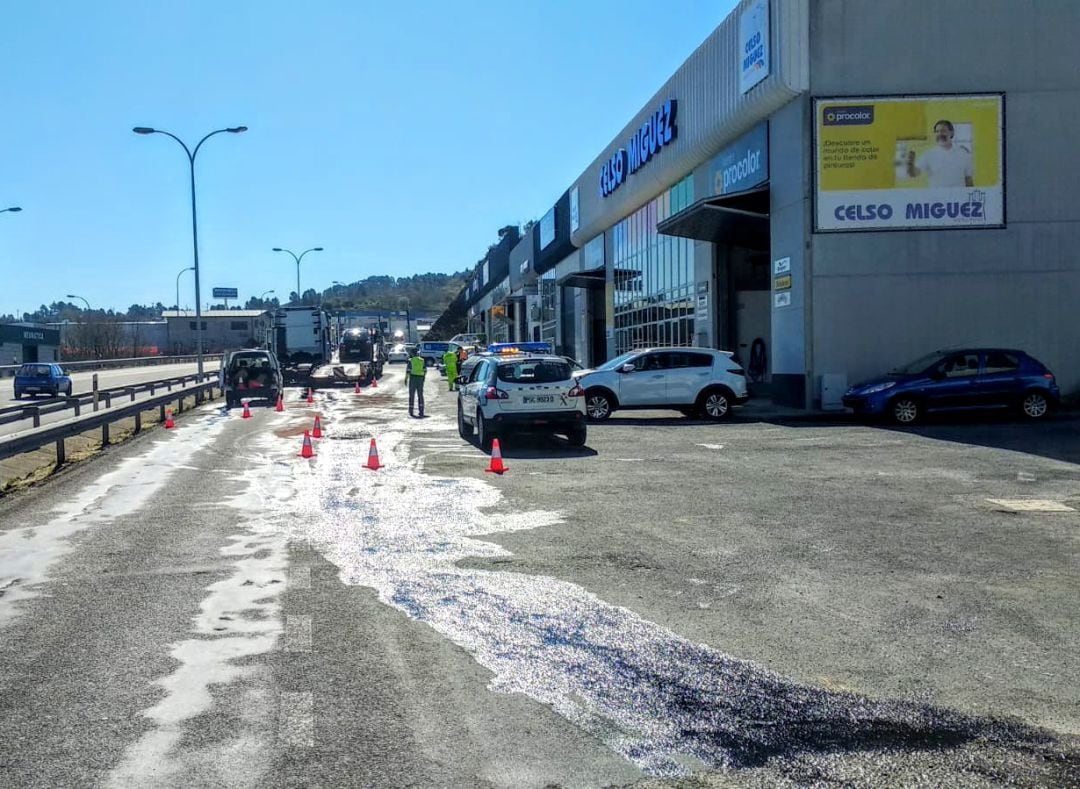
[108,454,291,788]
[289,565,312,590]
[243,384,1020,778]
[0,412,230,630]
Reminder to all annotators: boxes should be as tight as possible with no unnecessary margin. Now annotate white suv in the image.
[457,355,587,450]
[576,347,748,421]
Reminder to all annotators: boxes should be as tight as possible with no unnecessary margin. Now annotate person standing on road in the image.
[405,346,426,417]
[442,348,459,391]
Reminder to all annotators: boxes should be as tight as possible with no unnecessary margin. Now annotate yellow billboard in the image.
[815,94,1004,231]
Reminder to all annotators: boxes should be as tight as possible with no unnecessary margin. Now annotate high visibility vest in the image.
[443,351,457,368]
[408,356,426,377]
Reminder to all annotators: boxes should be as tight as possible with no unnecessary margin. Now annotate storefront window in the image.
[540,270,557,345]
[612,176,695,355]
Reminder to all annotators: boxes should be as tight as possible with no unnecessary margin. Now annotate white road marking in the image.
[285,615,312,652]
[289,566,311,590]
[1017,472,1037,483]
[279,692,314,748]
[695,443,723,450]
[987,499,1075,513]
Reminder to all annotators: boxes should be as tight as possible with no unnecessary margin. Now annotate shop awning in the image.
[557,266,606,290]
[657,186,770,250]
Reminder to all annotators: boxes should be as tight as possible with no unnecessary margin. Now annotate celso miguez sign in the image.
[814,94,1004,232]
[599,99,678,198]
[738,0,769,94]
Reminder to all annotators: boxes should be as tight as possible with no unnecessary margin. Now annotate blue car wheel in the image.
[890,396,920,425]
[1021,391,1050,420]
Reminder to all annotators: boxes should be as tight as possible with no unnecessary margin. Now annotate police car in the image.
[456,351,586,450]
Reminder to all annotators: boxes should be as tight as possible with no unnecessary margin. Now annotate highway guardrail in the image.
[0,380,221,467]
[0,353,222,378]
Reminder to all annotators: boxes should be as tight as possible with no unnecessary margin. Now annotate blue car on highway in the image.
[13,363,73,399]
[842,348,1059,424]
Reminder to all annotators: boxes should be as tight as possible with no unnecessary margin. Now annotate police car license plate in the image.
[522,395,554,404]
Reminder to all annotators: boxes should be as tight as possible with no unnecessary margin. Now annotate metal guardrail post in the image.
[56,438,65,466]
[73,399,81,417]
[134,412,142,434]
[159,404,166,421]
[104,392,112,408]
[93,373,99,412]
[127,387,136,402]
[150,383,156,395]
[28,407,40,428]
[102,423,110,446]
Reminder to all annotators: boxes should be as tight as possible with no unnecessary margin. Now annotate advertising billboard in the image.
[212,287,238,299]
[738,0,769,94]
[814,94,1004,232]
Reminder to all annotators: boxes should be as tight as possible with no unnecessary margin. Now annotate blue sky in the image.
[0,0,737,317]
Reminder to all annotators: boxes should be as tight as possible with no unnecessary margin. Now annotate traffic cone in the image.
[485,438,508,474]
[299,430,315,458]
[241,400,252,419]
[364,438,382,471]
[312,414,323,439]
[164,409,176,429]
[275,393,284,412]
[370,376,378,389]
[306,388,314,405]
[354,380,361,394]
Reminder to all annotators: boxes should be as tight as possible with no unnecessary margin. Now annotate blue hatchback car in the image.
[842,349,1059,424]
[13,363,73,399]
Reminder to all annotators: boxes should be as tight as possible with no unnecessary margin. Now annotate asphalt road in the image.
[1,362,218,405]
[1,373,1077,787]
[0,362,220,439]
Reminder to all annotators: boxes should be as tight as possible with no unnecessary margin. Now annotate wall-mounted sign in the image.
[814,94,1004,232]
[539,208,556,249]
[773,256,791,275]
[774,274,792,290]
[599,99,678,198]
[738,0,770,94]
[774,291,792,308]
[519,260,529,274]
[570,186,580,233]
[1,325,60,345]
[709,122,768,196]
[212,287,238,299]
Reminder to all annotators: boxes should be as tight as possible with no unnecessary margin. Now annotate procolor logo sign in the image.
[823,106,875,126]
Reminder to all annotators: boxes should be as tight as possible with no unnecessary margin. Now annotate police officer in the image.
[442,347,459,391]
[405,346,426,417]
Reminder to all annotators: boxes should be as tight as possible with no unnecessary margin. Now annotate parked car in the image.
[576,348,748,421]
[842,348,1060,424]
[220,349,283,408]
[387,344,410,363]
[13,363,73,399]
[418,341,451,366]
[457,354,587,450]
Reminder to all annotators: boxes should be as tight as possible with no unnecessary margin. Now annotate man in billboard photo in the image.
[905,119,974,188]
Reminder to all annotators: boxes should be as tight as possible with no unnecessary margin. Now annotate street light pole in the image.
[272,247,323,304]
[1,206,21,214]
[66,294,91,311]
[134,125,247,374]
[175,266,195,312]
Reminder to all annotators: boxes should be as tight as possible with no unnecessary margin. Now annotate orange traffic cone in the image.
[370,376,378,388]
[241,401,252,419]
[164,409,176,429]
[299,430,315,458]
[275,393,284,412]
[364,438,382,471]
[312,414,323,439]
[354,380,361,394]
[485,438,508,474]
[306,388,314,405]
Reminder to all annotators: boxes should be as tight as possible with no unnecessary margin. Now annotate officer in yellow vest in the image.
[442,348,459,391]
[405,346,426,417]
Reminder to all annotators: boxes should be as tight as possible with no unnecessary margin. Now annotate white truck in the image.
[269,307,332,385]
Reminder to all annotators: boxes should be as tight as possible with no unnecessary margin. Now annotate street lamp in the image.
[1,206,21,214]
[175,266,195,312]
[272,247,323,304]
[134,124,248,374]
[399,296,412,343]
[66,294,91,311]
